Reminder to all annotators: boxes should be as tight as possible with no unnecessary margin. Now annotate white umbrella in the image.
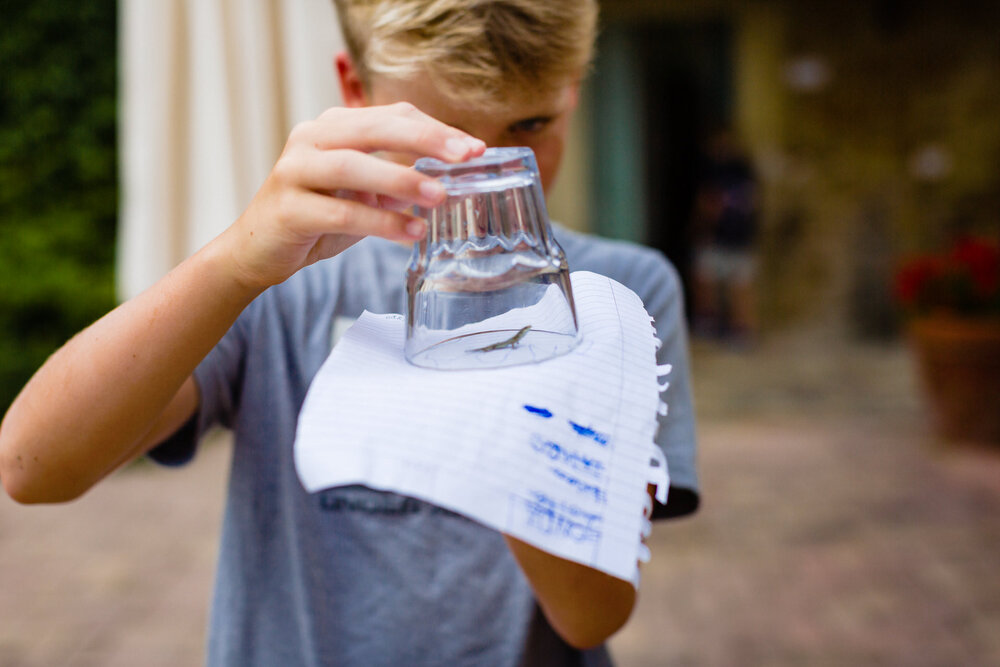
[117,0,344,301]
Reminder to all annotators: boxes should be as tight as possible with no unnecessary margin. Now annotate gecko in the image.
[468,325,532,353]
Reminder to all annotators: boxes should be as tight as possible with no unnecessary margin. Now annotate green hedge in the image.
[0,1,118,410]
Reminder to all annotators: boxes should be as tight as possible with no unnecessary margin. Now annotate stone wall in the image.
[746,1,1000,335]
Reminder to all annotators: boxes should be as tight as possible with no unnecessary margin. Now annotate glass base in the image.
[406,326,579,370]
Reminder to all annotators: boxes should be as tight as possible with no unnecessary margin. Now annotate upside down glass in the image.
[405,147,580,370]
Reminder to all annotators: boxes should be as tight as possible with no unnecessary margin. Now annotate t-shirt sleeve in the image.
[146,306,252,466]
[633,253,701,519]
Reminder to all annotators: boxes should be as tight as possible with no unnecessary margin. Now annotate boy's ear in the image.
[335,51,369,108]
[569,80,582,110]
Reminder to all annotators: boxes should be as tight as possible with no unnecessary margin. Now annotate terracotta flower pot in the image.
[908,316,1000,443]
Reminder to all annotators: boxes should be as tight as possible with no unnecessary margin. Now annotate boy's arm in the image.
[504,484,656,649]
[0,104,484,504]
[0,224,260,503]
[504,535,636,650]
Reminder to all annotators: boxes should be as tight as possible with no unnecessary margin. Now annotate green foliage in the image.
[0,0,118,409]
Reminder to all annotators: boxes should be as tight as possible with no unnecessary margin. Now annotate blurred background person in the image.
[690,127,759,344]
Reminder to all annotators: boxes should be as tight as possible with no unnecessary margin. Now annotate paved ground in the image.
[2,330,999,666]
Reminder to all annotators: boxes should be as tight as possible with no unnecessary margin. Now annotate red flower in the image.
[951,236,1000,297]
[893,256,941,305]
[893,236,1000,317]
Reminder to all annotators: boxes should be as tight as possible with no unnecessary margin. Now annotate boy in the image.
[0,1,698,664]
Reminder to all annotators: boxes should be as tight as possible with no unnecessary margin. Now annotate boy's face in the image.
[337,54,579,194]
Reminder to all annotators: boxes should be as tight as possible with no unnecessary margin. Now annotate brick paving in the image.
[2,331,999,666]
[610,333,1000,667]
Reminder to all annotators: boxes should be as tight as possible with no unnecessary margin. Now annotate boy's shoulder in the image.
[554,225,679,291]
[557,224,668,262]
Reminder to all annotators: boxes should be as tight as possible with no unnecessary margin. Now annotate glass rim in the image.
[415,147,538,196]
[414,146,533,173]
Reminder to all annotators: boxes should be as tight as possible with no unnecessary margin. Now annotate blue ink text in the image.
[530,435,605,479]
[549,468,607,504]
[522,491,601,543]
[568,421,609,446]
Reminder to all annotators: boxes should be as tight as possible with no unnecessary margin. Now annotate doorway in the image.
[589,20,734,317]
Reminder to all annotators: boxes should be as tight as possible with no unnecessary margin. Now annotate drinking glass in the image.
[405,147,580,369]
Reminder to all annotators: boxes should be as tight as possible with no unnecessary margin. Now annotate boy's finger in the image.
[335,190,410,213]
[289,149,448,209]
[308,104,486,162]
[293,190,427,242]
[375,194,413,213]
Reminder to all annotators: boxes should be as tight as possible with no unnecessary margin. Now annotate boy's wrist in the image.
[199,230,274,307]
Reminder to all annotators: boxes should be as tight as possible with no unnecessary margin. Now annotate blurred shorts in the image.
[696,247,756,285]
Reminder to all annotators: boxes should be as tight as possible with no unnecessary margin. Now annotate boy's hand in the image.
[224,102,485,290]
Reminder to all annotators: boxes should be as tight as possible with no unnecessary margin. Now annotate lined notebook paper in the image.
[294,271,670,584]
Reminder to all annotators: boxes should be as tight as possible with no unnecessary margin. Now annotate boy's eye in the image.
[508,117,552,135]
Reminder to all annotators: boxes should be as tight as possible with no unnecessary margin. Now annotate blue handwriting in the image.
[522,491,601,543]
[549,468,607,504]
[568,421,609,446]
[529,435,605,479]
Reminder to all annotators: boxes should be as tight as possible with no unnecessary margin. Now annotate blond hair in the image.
[332,0,598,109]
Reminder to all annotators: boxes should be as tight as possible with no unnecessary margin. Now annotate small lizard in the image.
[468,325,532,353]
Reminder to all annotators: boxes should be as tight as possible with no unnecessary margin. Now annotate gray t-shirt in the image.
[152,227,698,666]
